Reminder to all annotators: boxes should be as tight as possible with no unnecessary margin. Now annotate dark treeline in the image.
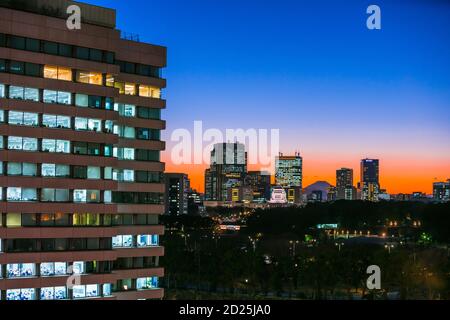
[161,201,450,300]
[246,201,450,242]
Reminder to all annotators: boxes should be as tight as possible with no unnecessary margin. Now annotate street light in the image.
[384,243,394,254]
[335,242,344,252]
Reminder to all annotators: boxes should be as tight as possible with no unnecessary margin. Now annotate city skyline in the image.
[84,0,449,194]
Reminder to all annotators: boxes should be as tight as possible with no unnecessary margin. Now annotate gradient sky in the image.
[86,0,450,194]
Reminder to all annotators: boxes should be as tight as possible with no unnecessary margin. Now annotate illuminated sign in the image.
[317,224,339,229]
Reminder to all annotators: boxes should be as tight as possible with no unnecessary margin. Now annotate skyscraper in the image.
[245,171,271,202]
[204,143,247,201]
[336,168,355,200]
[0,1,165,300]
[275,153,303,188]
[165,173,190,215]
[433,180,450,202]
[359,159,380,201]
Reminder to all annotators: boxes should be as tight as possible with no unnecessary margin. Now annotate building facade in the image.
[359,159,380,201]
[275,153,302,189]
[204,143,247,201]
[433,180,450,202]
[0,1,165,300]
[244,171,271,202]
[164,173,189,215]
[336,168,353,200]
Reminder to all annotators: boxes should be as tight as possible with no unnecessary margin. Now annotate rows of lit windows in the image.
[112,277,159,292]
[0,135,118,157]
[0,187,104,203]
[112,234,159,248]
[2,109,108,132]
[1,110,160,139]
[113,103,163,122]
[0,213,159,228]
[0,83,114,110]
[114,81,161,98]
[0,261,105,279]
[0,161,163,183]
[0,283,111,300]
[0,188,164,204]
[0,58,162,98]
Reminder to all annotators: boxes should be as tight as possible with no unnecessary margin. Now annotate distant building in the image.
[433,180,450,202]
[308,190,323,202]
[245,171,271,202]
[275,152,303,188]
[336,168,353,200]
[269,186,288,204]
[204,143,247,201]
[165,173,190,215]
[359,159,380,201]
[327,186,337,201]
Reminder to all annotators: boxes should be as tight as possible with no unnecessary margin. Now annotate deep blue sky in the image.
[83,0,450,192]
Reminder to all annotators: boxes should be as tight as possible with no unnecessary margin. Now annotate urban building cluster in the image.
[165,142,449,213]
[0,1,166,300]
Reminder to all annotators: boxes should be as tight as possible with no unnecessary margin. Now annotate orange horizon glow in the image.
[163,153,450,195]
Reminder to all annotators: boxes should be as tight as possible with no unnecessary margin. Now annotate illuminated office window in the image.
[44,65,72,81]
[139,85,161,99]
[125,83,136,95]
[76,71,103,85]
[6,288,36,300]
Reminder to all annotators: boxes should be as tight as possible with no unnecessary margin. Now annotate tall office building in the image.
[433,180,450,202]
[204,143,247,201]
[359,159,380,201]
[275,153,302,188]
[336,168,355,200]
[245,171,271,202]
[0,1,165,300]
[164,173,190,215]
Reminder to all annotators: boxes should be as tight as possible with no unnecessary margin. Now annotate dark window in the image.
[89,48,102,62]
[87,238,99,250]
[41,239,55,251]
[135,214,147,225]
[9,60,24,74]
[104,51,114,64]
[25,62,41,77]
[43,41,58,55]
[75,46,90,60]
[117,60,126,72]
[25,38,40,52]
[70,238,86,250]
[55,213,69,226]
[73,142,88,155]
[122,214,133,225]
[7,239,36,252]
[138,107,161,120]
[0,33,6,47]
[73,166,87,179]
[137,64,150,76]
[136,149,160,162]
[125,62,135,74]
[88,143,101,156]
[22,213,38,227]
[0,59,6,72]
[88,95,102,108]
[59,44,73,57]
[55,239,67,251]
[9,36,25,50]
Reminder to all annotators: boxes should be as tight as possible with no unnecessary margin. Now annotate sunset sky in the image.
[87,0,450,194]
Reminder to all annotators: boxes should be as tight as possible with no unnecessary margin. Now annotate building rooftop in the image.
[0,0,116,28]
